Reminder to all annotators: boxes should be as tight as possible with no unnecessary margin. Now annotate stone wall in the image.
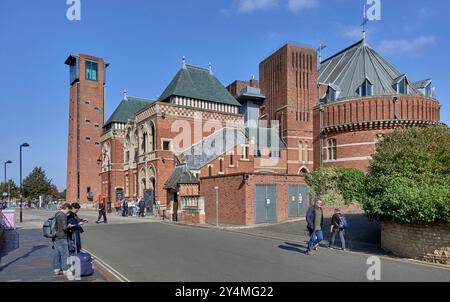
[381,222,450,265]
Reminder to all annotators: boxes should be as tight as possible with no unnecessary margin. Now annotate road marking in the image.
[82,248,131,282]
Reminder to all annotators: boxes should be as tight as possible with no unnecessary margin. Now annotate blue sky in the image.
[0,0,449,191]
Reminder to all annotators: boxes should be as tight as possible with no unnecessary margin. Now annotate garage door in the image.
[255,185,277,224]
[288,185,309,217]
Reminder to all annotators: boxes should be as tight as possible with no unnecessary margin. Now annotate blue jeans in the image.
[53,239,69,272]
[307,230,324,252]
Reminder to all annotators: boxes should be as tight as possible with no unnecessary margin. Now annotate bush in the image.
[305,167,365,205]
[363,125,450,225]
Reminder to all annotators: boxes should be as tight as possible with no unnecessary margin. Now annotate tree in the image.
[305,167,365,205]
[0,180,20,199]
[22,167,53,200]
[363,125,450,225]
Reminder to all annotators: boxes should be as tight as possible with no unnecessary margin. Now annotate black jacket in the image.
[306,207,324,231]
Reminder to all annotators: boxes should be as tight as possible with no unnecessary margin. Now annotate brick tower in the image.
[259,44,317,174]
[65,54,108,204]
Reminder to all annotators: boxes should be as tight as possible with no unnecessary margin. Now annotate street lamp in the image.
[214,186,219,227]
[4,161,12,204]
[20,143,30,223]
[98,151,112,214]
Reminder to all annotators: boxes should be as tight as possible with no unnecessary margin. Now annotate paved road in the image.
[3,209,449,282]
[81,221,450,282]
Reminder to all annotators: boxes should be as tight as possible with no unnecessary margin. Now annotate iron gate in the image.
[255,185,277,224]
[288,185,309,217]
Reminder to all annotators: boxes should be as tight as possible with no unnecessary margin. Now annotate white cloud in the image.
[237,0,280,13]
[234,0,318,14]
[378,36,436,54]
[287,0,318,13]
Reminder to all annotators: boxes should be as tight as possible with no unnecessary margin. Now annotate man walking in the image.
[306,199,324,256]
[329,208,347,250]
[53,203,72,276]
[96,201,107,224]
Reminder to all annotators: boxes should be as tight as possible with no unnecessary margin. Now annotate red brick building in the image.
[313,39,440,171]
[65,54,108,204]
[68,37,441,225]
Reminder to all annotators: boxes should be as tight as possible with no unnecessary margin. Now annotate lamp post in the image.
[214,186,219,227]
[4,161,12,204]
[98,151,112,214]
[20,143,30,223]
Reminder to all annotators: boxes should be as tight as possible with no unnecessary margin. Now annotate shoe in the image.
[54,270,63,276]
[329,247,334,250]
[96,221,99,224]
[313,244,320,251]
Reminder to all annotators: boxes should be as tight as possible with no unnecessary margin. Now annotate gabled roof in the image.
[164,164,199,190]
[158,64,241,107]
[319,39,422,101]
[105,96,154,126]
[412,79,432,89]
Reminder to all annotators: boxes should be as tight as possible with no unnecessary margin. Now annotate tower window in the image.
[86,137,91,143]
[85,60,98,81]
[162,140,171,151]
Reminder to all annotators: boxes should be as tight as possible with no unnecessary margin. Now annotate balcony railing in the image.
[181,196,205,213]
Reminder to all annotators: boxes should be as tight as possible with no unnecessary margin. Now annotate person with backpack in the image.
[50,203,73,276]
[96,201,107,224]
[329,208,347,250]
[305,199,324,256]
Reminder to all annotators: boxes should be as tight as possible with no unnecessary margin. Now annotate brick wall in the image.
[381,222,450,265]
[313,95,441,171]
[201,173,306,226]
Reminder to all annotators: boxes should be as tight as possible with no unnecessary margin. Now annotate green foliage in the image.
[22,167,53,200]
[0,180,20,199]
[363,125,450,225]
[305,167,365,205]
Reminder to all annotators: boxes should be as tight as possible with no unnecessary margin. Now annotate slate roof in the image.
[158,64,241,107]
[164,164,199,190]
[318,39,422,101]
[105,96,154,126]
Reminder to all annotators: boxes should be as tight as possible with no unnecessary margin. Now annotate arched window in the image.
[230,152,234,167]
[327,139,337,161]
[150,122,156,152]
[142,133,148,154]
[208,165,212,177]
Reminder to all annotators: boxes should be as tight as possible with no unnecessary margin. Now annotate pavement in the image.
[1,208,449,282]
[0,208,159,282]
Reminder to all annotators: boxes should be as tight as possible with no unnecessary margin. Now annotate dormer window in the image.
[398,78,408,94]
[358,79,373,97]
[327,84,340,102]
[393,75,409,95]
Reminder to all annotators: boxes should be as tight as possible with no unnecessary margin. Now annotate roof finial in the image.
[318,44,327,64]
[362,4,368,43]
[124,89,128,100]
[208,62,213,75]
[251,75,255,80]
[182,56,187,69]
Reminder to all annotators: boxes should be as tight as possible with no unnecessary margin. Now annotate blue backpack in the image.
[338,215,348,230]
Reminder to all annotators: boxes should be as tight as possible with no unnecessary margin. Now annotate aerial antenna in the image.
[182,56,187,69]
[123,89,128,100]
[318,44,327,64]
